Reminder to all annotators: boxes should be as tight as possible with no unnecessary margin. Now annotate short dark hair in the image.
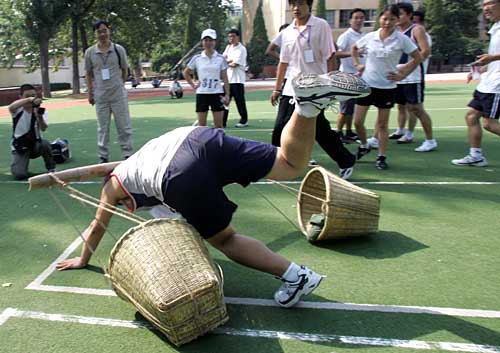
[413,10,425,22]
[379,4,400,18]
[20,84,35,95]
[288,0,314,11]
[92,19,110,32]
[397,2,414,16]
[228,28,240,37]
[350,8,366,18]
[279,23,290,32]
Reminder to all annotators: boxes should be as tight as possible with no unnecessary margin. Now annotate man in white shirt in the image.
[223,29,249,128]
[335,8,367,143]
[452,0,500,167]
[270,0,357,180]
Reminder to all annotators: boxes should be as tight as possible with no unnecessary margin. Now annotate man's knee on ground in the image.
[11,168,28,180]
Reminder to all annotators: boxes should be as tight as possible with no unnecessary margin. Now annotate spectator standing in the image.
[183,29,230,129]
[9,84,55,179]
[223,29,250,128]
[335,8,367,143]
[270,0,356,180]
[352,4,421,170]
[452,0,500,167]
[85,19,133,164]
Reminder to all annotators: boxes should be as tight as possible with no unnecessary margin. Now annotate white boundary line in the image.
[1,308,500,353]
[25,238,500,319]
[4,180,500,186]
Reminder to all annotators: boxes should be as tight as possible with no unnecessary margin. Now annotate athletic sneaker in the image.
[274,265,325,308]
[345,130,359,141]
[235,122,249,128]
[376,155,388,170]
[309,159,318,167]
[356,146,371,160]
[99,157,109,164]
[192,120,199,127]
[292,72,371,118]
[389,131,404,140]
[367,137,379,149]
[339,166,353,180]
[397,135,413,144]
[451,155,488,167]
[415,140,438,152]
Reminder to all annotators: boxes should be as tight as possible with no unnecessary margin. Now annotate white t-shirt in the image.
[337,28,366,74]
[355,29,418,89]
[477,21,500,94]
[223,43,247,84]
[187,51,228,94]
[112,126,196,210]
[280,15,336,96]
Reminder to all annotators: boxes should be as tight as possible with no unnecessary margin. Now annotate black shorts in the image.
[196,93,225,112]
[395,83,425,105]
[356,87,397,109]
[340,98,356,115]
[468,90,500,119]
[162,127,277,238]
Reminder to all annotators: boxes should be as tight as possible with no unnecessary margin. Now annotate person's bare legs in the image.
[197,111,208,126]
[483,117,500,136]
[354,105,370,145]
[466,108,483,148]
[208,226,290,277]
[212,110,224,128]
[397,104,408,132]
[407,103,433,140]
[376,108,391,156]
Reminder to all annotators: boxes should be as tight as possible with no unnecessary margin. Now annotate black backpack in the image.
[12,110,38,152]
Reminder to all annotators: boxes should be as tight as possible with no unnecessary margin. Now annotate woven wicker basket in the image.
[108,218,228,346]
[297,167,380,242]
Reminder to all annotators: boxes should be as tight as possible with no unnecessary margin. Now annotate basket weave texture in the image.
[297,167,380,241]
[108,218,228,346]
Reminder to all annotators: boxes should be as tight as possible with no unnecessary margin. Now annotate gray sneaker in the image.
[274,265,325,308]
[292,72,371,118]
[451,155,488,167]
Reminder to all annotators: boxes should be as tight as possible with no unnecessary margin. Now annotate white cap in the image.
[201,28,217,40]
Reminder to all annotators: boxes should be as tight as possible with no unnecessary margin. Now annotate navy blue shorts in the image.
[395,83,425,105]
[162,127,277,238]
[196,93,225,112]
[468,90,500,119]
[340,98,356,115]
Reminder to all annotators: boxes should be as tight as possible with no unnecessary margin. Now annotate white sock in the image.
[281,262,301,282]
[405,131,413,139]
[294,103,319,119]
[426,139,436,143]
[396,128,405,134]
[470,148,482,157]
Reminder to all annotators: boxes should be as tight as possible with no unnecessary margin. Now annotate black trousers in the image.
[271,95,355,169]
[223,83,248,126]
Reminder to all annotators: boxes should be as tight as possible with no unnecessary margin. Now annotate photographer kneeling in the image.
[9,84,56,180]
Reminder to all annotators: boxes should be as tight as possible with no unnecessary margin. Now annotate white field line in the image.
[1,308,500,353]
[6,180,500,186]
[26,238,500,319]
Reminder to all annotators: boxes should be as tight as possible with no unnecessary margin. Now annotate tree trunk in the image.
[72,17,80,94]
[80,22,89,55]
[39,34,51,98]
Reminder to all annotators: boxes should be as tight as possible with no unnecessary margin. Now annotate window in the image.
[339,10,350,28]
[325,10,335,28]
[364,9,378,27]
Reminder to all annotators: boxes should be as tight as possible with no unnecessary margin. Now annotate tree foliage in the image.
[315,0,326,20]
[247,0,269,76]
[424,0,484,65]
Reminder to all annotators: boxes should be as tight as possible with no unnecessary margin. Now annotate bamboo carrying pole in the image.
[28,161,121,190]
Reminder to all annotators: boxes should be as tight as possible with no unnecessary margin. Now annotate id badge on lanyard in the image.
[298,26,315,63]
[304,49,315,63]
[101,67,110,80]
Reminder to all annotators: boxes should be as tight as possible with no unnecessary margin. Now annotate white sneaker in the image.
[292,72,371,118]
[274,265,325,308]
[308,159,318,167]
[415,140,438,152]
[339,166,353,180]
[367,137,379,149]
[451,154,488,167]
[397,135,413,144]
[192,120,199,127]
[235,122,249,128]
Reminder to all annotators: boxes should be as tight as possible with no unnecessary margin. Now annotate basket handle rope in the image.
[265,179,329,203]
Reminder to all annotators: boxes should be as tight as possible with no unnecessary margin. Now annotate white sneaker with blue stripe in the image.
[274,265,325,308]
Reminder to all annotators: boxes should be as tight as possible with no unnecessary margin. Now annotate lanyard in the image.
[296,26,311,46]
[99,44,114,67]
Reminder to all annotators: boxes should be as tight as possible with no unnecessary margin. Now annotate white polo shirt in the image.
[355,29,417,89]
[187,51,228,94]
[280,15,336,96]
[477,21,500,94]
[337,28,366,74]
[223,43,247,84]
